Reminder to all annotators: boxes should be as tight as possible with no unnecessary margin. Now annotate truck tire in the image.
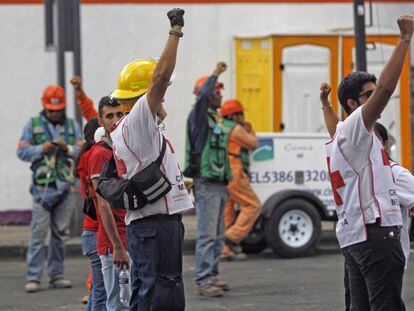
[264,198,321,258]
[240,217,268,253]
[241,236,267,254]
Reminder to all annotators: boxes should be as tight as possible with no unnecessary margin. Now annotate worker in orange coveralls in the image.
[220,99,261,260]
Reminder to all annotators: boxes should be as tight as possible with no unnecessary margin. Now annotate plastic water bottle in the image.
[119,267,130,307]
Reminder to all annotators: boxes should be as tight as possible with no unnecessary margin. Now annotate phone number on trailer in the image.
[248,170,330,184]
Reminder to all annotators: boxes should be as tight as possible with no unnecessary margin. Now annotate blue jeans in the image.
[194,177,227,286]
[127,214,185,311]
[81,230,107,311]
[26,195,72,283]
[100,253,130,311]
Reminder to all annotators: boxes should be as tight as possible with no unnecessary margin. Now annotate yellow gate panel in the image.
[235,38,272,132]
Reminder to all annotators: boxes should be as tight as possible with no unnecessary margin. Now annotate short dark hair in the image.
[338,71,377,114]
[374,122,388,143]
[98,96,120,117]
[74,117,100,178]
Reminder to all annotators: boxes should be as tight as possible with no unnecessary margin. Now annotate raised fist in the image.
[397,15,414,41]
[320,83,331,100]
[167,8,185,28]
[214,62,227,75]
[70,76,82,91]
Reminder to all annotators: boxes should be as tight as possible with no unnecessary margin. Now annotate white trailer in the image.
[241,132,337,258]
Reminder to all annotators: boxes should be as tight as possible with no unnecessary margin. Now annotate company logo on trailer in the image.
[252,139,274,162]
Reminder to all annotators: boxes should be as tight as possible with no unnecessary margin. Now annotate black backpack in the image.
[82,178,97,221]
[81,142,113,220]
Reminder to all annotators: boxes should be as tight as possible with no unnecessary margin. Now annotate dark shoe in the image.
[225,238,243,254]
[196,284,223,297]
[50,277,72,289]
[221,252,247,262]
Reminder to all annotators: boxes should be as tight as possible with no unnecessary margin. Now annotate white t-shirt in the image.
[336,107,380,224]
[391,162,414,267]
[110,94,193,225]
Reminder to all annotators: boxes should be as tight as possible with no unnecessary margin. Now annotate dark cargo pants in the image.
[127,214,185,311]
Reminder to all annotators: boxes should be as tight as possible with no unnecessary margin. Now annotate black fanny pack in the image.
[97,136,172,211]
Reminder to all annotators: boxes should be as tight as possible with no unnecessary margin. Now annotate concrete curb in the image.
[0,239,197,260]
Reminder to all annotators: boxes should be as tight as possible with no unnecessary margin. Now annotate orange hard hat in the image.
[221,99,244,117]
[193,76,224,95]
[42,85,66,110]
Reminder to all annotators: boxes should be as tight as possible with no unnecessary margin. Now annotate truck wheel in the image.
[264,198,321,258]
[240,217,268,253]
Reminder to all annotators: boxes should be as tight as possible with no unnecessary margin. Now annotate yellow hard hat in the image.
[111,58,157,100]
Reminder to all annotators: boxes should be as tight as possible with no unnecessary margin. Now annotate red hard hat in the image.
[193,76,224,95]
[221,99,244,116]
[42,85,66,110]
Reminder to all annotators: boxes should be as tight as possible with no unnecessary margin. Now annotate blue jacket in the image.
[186,75,219,171]
[17,113,82,207]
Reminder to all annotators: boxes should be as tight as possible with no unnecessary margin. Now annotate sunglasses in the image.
[358,89,374,99]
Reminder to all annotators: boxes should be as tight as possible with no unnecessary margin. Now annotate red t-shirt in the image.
[77,148,99,232]
[88,142,127,255]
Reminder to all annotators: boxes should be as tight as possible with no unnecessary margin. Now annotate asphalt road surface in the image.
[2,237,414,311]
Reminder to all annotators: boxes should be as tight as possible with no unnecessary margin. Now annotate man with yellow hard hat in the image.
[105,8,193,311]
[17,85,83,293]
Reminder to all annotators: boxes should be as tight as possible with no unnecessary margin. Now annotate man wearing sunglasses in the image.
[219,100,260,261]
[324,15,413,310]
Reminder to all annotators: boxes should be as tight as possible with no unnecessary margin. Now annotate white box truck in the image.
[241,132,337,258]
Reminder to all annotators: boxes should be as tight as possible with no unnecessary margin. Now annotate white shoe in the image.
[25,281,40,293]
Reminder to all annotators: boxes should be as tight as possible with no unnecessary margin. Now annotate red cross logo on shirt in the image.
[381,149,390,166]
[113,146,127,178]
[327,157,345,206]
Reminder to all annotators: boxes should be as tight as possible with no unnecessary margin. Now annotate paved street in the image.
[2,236,414,311]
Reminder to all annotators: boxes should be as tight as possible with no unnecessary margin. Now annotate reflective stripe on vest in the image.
[30,116,75,185]
[198,115,235,182]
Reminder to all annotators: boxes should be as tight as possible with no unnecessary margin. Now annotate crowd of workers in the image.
[15,7,414,311]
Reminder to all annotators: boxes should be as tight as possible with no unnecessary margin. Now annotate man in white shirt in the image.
[107,9,193,311]
[324,15,413,310]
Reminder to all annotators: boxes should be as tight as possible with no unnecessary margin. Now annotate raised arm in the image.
[361,15,413,130]
[194,62,227,121]
[147,8,185,116]
[70,76,98,121]
[320,83,339,138]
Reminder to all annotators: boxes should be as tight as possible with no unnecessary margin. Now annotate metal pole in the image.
[44,0,54,50]
[56,0,66,90]
[72,0,82,126]
[353,0,367,72]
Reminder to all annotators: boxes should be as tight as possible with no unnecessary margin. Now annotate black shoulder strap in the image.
[101,142,112,151]
[155,135,167,166]
[96,140,113,151]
